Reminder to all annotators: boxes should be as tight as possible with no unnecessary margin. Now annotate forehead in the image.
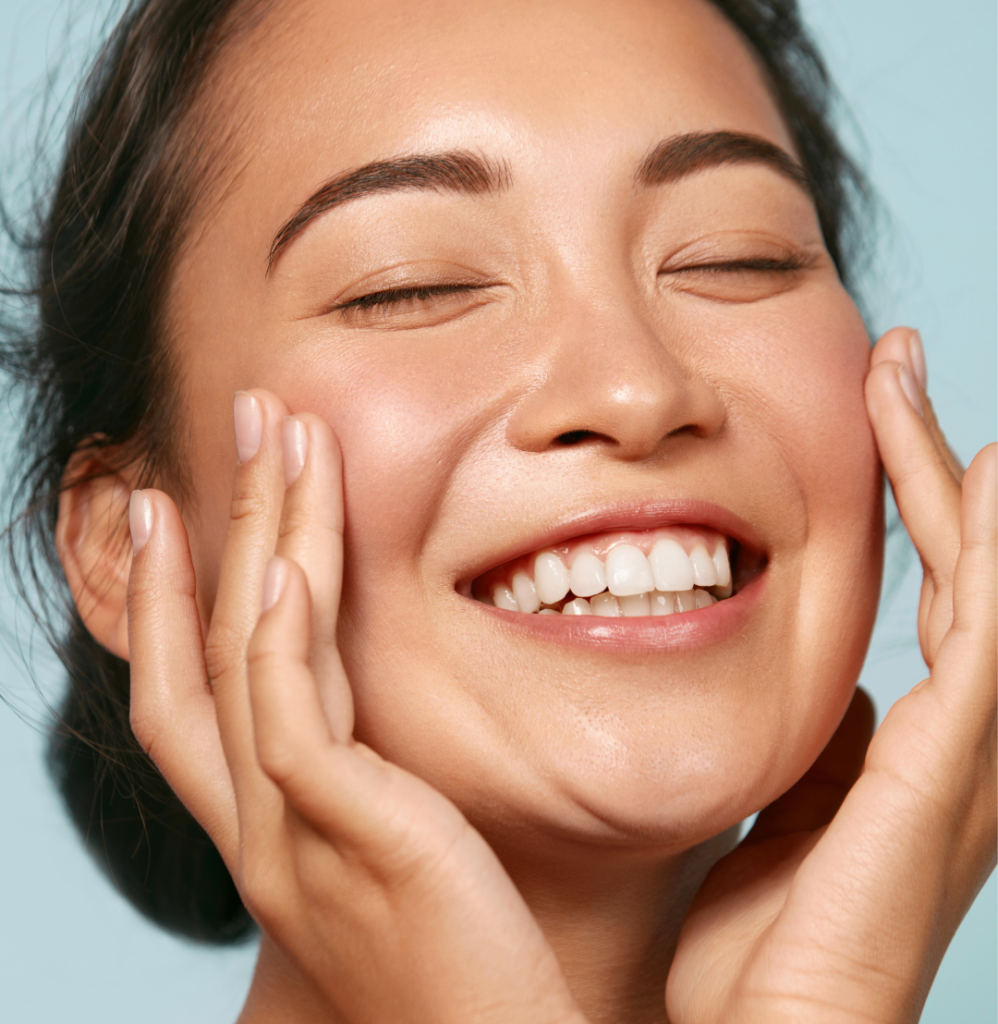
[215,0,791,215]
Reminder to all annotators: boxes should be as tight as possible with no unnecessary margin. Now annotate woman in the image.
[2,0,994,1020]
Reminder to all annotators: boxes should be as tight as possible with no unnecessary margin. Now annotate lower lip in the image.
[467,571,766,653]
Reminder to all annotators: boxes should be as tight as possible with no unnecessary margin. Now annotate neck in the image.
[237,826,739,1024]
[493,826,739,1024]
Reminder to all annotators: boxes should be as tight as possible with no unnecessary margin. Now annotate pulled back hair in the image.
[0,0,872,943]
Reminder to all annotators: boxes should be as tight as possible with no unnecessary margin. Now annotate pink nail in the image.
[907,329,927,391]
[898,363,924,418]
[129,490,153,554]
[233,391,262,464]
[261,557,288,613]
[282,417,308,486]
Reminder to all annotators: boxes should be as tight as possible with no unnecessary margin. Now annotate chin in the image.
[411,706,803,858]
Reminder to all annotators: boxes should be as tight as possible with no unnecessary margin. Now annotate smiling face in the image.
[171,0,882,854]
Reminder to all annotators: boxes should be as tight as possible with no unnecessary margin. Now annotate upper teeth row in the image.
[491,540,730,614]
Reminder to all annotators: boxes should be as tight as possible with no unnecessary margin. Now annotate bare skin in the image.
[55,0,996,1021]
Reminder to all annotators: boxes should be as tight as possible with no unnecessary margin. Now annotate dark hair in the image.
[0,0,872,944]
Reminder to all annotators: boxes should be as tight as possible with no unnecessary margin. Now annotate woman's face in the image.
[172,0,882,851]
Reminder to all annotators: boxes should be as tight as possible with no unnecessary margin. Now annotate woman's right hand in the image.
[125,389,585,1024]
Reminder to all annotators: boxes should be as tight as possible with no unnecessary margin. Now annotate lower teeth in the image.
[494,586,725,616]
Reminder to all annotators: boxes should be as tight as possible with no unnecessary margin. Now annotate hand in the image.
[126,390,584,1024]
[666,327,997,1023]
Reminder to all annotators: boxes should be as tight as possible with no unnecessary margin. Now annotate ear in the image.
[56,459,135,661]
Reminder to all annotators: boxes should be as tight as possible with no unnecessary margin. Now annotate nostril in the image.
[555,429,597,446]
[667,422,701,439]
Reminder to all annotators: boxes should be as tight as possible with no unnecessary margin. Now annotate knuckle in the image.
[244,641,277,676]
[245,623,287,673]
[228,488,269,525]
[238,851,284,924]
[276,503,312,541]
[163,557,198,595]
[204,624,248,688]
[256,736,302,788]
[365,780,470,885]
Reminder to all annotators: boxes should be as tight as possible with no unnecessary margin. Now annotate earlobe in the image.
[56,462,134,661]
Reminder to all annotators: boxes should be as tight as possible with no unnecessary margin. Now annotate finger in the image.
[954,443,997,631]
[205,389,289,805]
[247,557,392,839]
[248,558,336,805]
[746,687,874,843]
[932,443,997,706]
[866,358,962,584]
[871,327,963,482]
[921,392,964,483]
[126,488,238,863]
[276,414,353,739]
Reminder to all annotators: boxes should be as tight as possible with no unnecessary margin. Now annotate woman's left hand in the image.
[666,326,996,1023]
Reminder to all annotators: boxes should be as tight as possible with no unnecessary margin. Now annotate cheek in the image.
[720,283,880,532]
[274,340,494,603]
[761,287,882,557]
[743,289,875,474]
[736,285,883,770]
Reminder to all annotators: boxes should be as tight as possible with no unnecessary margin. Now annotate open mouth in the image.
[471,525,762,617]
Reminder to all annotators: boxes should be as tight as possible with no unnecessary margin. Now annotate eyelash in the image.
[335,283,483,312]
[335,256,808,313]
[670,255,809,275]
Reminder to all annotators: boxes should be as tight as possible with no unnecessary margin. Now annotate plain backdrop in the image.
[0,1,995,1021]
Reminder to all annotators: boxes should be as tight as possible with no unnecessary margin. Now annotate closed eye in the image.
[660,252,816,302]
[670,255,810,275]
[328,282,502,329]
[334,283,486,312]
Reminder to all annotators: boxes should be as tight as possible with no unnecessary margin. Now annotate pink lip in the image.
[456,498,766,592]
[466,568,766,653]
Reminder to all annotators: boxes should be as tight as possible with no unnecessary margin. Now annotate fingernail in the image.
[898,363,924,417]
[261,557,288,613]
[282,417,308,486]
[907,329,927,390]
[129,490,153,554]
[233,391,262,464]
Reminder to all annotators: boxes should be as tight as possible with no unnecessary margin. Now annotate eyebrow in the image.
[636,130,811,193]
[267,150,511,271]
[267,131,810,273]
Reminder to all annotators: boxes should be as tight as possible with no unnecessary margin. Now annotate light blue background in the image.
[0,1,994,1020]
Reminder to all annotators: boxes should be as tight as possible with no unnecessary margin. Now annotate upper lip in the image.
[455,498,766,594]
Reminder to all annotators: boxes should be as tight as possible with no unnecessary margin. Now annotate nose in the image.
[505,293,726,461]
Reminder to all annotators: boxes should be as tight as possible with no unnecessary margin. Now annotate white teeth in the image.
[713,544,731,588]
[649,538,695,592]
[590,592,622,617]
[483,532,736,616]
[619,592,651,617]
[569,551,608,598]
[689,544,717,587]
[512,572,540,614]
[605,544,655,597]
[492,585,519,611]
[534,551,571,605]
